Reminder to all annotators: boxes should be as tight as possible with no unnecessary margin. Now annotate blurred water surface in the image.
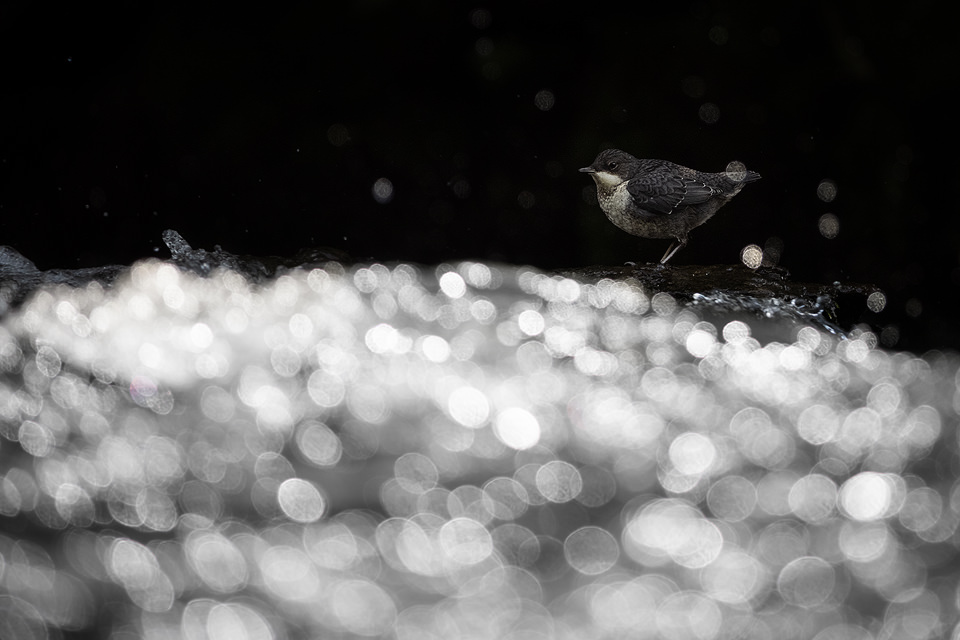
[1,259,958,639]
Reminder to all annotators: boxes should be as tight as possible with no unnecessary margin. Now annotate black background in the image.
[2,2,957,351]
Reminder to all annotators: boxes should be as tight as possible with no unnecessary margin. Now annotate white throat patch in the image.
[591,170,624,189]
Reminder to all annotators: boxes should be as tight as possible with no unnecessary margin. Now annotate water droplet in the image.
[818,213,840,239]
[817,179,838,202]
[534,89,555,111]
[740,244,763,269]
[699,102,720,124]
[372,177,394,204]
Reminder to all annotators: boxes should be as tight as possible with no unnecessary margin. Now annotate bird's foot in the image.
[659,240,685,265]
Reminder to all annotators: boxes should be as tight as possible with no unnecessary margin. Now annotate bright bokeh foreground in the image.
[1,260,958,639]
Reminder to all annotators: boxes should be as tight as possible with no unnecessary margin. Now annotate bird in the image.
[580,149,761,264]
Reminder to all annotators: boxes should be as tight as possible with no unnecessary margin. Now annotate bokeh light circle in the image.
[277,478,326,523]
[777,556,836,608]
[564,526,620,575]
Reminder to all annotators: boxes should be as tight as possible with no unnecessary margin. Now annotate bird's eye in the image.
[607,161,618,170]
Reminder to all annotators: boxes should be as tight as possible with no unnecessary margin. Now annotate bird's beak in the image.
[579,166,596,174]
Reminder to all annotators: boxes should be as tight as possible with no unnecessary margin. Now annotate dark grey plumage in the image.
[580,148,761,264]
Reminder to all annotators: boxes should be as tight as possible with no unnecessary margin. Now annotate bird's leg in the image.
[659,239,686,264]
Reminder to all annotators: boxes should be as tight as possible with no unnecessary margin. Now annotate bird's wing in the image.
[626,169,720,215]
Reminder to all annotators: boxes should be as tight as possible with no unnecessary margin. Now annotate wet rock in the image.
[2,231,879,341]
[562,262,881,339]
[0,245,126,314]
[162,229,349,281]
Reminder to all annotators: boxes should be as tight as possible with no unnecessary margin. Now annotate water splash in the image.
[0,254,955,639]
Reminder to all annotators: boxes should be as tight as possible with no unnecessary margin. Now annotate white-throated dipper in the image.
[580,149,761,264]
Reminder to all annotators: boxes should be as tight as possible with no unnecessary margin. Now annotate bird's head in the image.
[579,149,637,189]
